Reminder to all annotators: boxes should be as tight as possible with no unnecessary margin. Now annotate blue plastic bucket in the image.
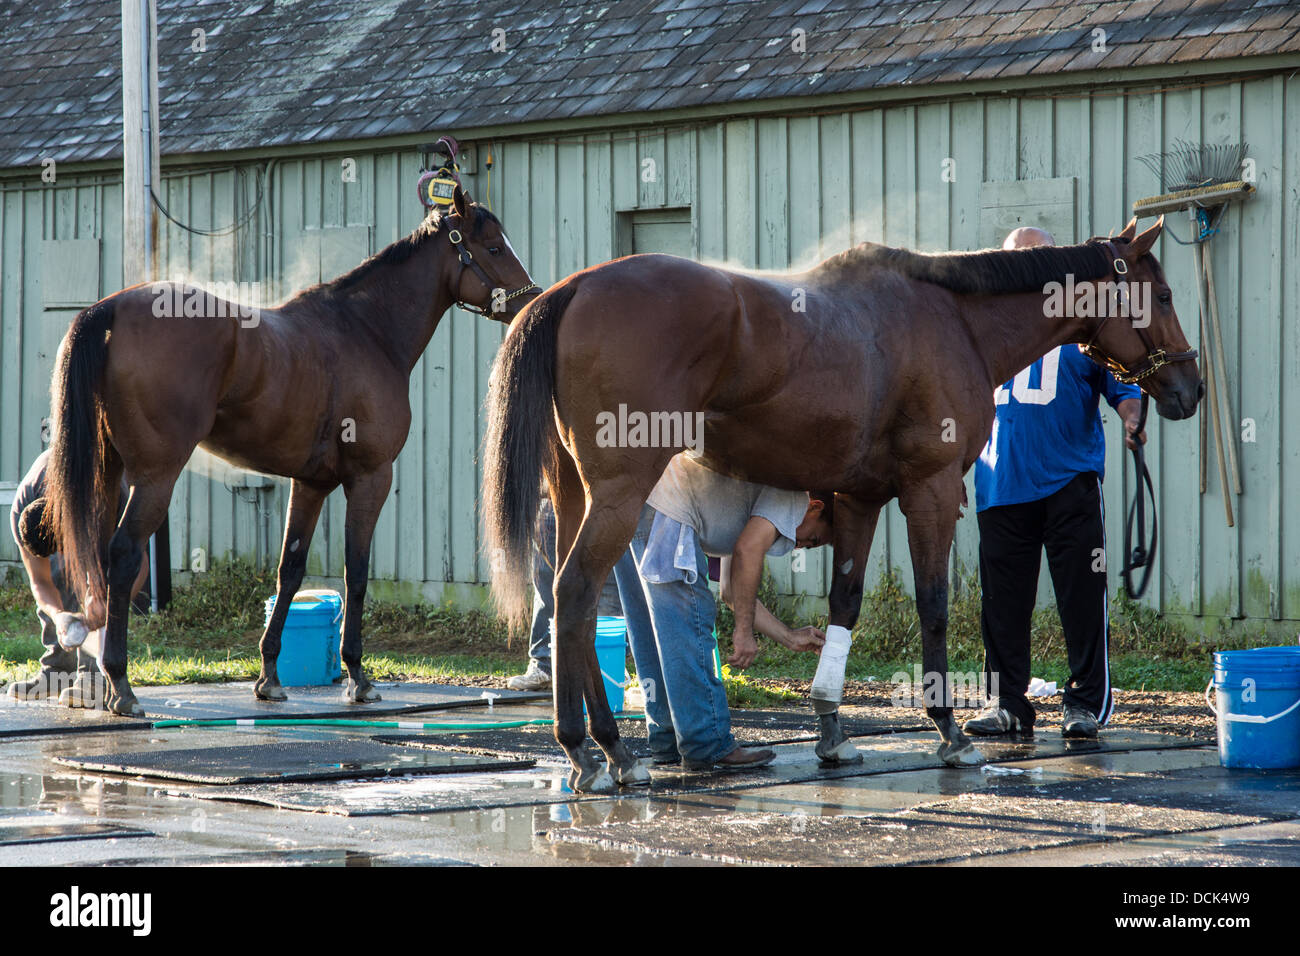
[1209,646,1300,769]
[264,589,343,686]
[550,615,627,713]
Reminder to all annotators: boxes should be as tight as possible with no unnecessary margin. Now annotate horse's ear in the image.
[452,185,473,220]
[1114,218,1138,241]
[1128,215,1163,258]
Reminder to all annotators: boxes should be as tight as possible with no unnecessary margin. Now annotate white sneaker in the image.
[506,662,551,692]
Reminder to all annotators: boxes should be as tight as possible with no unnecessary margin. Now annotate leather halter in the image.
[446,221,540,319]
[1078,240,1198,385]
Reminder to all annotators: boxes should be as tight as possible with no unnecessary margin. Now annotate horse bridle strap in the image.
[1078,241,1198,385]
[446,225,540,319]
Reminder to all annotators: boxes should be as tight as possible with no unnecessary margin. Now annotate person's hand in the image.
[1124,414,1147,451]
[781,625,826,653]
[727,629,759,669]
[53,611,89,648]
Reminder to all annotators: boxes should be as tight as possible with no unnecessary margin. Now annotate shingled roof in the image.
[2,0,1297,170]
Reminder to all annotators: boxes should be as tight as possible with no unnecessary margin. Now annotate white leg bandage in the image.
[811,625,852,714]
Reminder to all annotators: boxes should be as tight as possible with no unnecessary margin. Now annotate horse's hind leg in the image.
[339,464,392,703]
[577,495,650,788]
[101,471,181,717]
[254,480,330,701]
[551,466,648,792]
[814,497,880,764]
[900,470,984,768]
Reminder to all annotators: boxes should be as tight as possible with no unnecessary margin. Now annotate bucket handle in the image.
[1205,680,1300,724]
[283,593,344,626]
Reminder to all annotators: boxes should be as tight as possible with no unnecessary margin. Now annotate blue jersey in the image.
[974,345,1139,511]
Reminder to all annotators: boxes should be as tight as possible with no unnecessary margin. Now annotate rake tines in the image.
[1137,139,1249,192]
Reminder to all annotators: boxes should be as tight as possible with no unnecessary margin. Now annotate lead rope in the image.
[1122,393,1158,599]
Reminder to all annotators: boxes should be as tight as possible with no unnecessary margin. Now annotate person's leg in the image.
[7,556,80,699]
[974,500,1045,731]
[509,501,556,690]
[638,534,735,766]
[1043,473,1113,727]
[622,507,680,761]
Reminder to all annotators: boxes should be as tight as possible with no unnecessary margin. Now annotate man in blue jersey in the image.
[965,226,1145,739]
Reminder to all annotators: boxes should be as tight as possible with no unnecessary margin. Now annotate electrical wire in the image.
[149,164,265,237]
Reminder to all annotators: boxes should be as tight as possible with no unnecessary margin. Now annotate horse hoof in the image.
[816,738,864,764]
[615,760,652,787]
[107,695,144,718]
[570,767,616,794]
[939,741,985,767]
[254,679,288,702]
[345,680,382,703]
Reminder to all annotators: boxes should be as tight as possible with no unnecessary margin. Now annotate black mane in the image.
[313,203,501,297]
[826,239,1119,294]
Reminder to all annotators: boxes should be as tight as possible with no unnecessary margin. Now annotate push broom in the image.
[1135,139,1254,529]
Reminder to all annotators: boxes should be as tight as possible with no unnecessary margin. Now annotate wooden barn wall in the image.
[0,73,1296,630]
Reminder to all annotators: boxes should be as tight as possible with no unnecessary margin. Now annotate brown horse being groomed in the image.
[45,188,538,717]
[483,217,1201,793]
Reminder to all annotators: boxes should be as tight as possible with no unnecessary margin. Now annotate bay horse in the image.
[483,217,1201,792]
[45,187,538,716]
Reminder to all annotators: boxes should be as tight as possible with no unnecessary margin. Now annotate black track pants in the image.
[977,472,1114,729]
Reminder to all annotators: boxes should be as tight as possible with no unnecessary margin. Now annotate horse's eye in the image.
[1158,292,1171,305]
[488,246,502,256]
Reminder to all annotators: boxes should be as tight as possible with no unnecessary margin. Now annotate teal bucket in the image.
[1209,646,1300,769]
[264,589,343,686]
[551,615,627,713]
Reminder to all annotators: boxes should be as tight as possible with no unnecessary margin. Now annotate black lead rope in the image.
[1122,394,1158,600]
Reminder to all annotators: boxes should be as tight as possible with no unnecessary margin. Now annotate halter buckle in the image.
[447,229,463,245]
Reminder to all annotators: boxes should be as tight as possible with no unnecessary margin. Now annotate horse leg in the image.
[102,471,180,717]
[254,480,330,701]
[549,464,607,792]
[900,469,984,768]
[551,465,648,792]
[339,464,391,703]
[814,497,881,764]
[577,492,650,789]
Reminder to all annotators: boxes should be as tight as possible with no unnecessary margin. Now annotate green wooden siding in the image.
[1,73,1297,629]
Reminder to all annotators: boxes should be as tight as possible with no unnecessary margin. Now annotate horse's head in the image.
[442,186,540,322]
[1080,217,1203,420]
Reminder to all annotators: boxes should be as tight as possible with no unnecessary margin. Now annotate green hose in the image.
[150,714,645,731]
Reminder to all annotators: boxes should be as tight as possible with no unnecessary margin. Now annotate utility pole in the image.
[121,0,170,609]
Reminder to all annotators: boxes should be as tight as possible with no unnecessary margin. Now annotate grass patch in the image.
[720,664,799,707]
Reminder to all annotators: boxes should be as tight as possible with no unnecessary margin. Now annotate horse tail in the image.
[44,298,119,612]
[482,283,577,629]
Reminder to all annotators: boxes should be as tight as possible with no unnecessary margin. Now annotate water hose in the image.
[150,715,645,731]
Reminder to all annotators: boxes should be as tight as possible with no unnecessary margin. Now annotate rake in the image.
[1133,140,1253,531]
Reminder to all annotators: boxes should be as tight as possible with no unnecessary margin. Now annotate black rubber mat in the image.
[0,703,152,738]
[373,729,619,762]
[173,731,1209,817]
[0,681,547,737]
[0,821,152,847]
[729,707,930,745]
[372,708,929,761]
[53,740,535,785]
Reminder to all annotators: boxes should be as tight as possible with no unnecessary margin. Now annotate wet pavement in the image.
[1,681,1297,866]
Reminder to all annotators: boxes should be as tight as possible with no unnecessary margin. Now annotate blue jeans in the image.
[528,500,635,676]
[617,505,735,765]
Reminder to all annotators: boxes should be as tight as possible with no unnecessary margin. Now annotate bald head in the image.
[1003,226,1055,250]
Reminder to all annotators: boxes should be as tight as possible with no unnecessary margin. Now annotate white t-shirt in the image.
[646,454,808,558]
